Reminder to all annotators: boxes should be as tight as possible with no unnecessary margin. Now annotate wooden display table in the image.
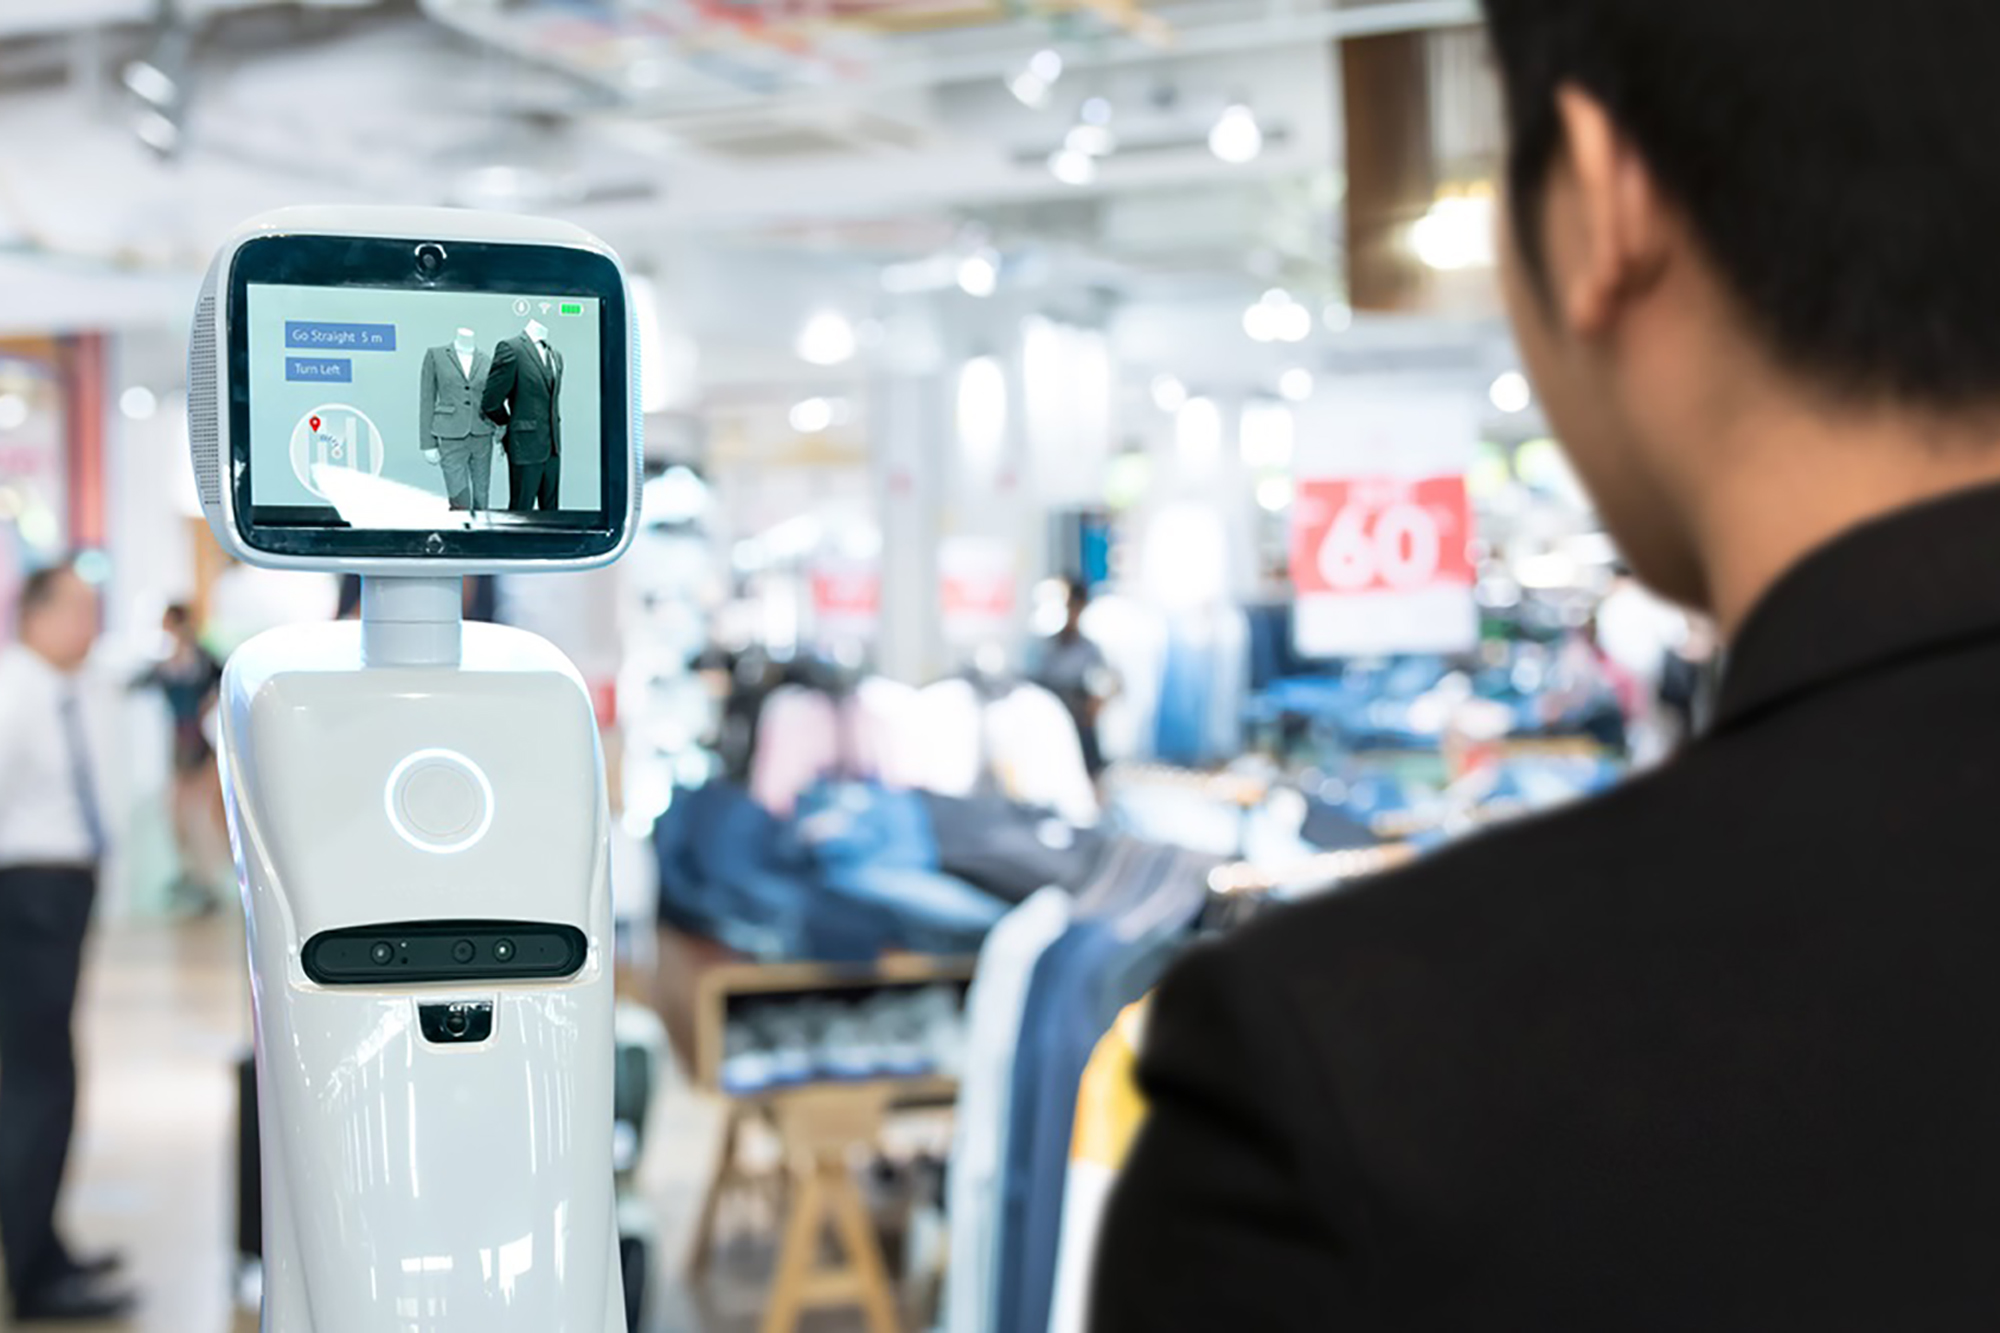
[658,940,975,1333]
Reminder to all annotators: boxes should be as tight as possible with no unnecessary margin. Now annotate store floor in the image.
[37,918,877,1333]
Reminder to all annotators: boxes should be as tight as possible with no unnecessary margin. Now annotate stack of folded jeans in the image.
[654,780,1009,962]
[718,985,968,1096]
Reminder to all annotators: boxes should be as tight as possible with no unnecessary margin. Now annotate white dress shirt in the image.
[0,644,112,868]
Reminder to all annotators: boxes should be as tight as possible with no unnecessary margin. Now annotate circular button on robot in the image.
[385,749,494,854]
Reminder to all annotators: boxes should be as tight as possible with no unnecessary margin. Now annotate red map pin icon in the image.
[309,416,321,432]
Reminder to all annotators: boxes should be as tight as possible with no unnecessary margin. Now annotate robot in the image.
[187,205,640,1331]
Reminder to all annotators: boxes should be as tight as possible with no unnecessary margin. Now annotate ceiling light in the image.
[0,393,27,431]
[1279,368,1314,402]
[1412,193,1497,271]
[1049,148,1097,186]
[133,109,180,156]
[122,60,176,107]
[1245,289,1309,344]
[1209,103,1263,164]
[1176,397,1224,470]
[1257,476,1296,513]
[72,550,112,585]
[958,357,1009,472]
[1489,370,1533,414]
[795,311,857,366]
[1151,374,1188,412]
[1081,96,1113,126]
[1009,48,1065,107]
[957,250,1001,298]
[790,398,836,433]
[1065,123,1116,157]
[120,386,157,421]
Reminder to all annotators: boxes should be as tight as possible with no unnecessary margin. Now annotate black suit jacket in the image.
[480,332,563,466]
[1093,484,2000,1331]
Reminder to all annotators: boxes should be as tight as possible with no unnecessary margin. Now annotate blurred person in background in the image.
[1092,0,2000,1326]
[1033,577,1118,781]
[133,603,225,914]
[0,563,136,1320]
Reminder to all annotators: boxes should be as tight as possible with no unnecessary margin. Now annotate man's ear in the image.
[1549,84,1672,338]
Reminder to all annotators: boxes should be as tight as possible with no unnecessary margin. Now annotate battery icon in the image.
[559,302,584,316]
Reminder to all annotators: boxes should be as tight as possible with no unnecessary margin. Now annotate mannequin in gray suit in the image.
[419,328,498,510]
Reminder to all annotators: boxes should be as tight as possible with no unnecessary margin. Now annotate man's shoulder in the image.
[1210,757,1711,987]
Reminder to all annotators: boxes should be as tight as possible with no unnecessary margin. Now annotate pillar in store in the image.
[58,333,107,552]
[870,307,950,684]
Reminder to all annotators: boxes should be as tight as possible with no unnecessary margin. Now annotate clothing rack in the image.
[1205,843,1419,898]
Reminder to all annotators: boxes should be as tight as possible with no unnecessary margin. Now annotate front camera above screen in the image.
[224,233,631,564]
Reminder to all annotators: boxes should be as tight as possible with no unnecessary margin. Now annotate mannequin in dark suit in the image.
[418,331,496,510]
[479,320,564,512]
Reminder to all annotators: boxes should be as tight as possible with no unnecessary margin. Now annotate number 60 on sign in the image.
[1289,476,1474,596]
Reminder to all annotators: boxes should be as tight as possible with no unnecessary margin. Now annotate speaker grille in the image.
[187,289,221,509]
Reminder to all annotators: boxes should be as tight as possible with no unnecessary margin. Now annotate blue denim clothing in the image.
[655,781,1006,962]
[796,782,1004,956]
[654,781,814,958]
[995,850,1209,1333]
[993,921,1125,1333]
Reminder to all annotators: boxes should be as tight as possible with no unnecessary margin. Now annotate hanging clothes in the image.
[748,685,844,816]
[1048,998,1151,1333]
[912,676,1100,826]
[994,849,1210,1333]
[942,887,1076,1333]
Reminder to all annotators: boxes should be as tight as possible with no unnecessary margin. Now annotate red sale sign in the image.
[1290,476,1474,596]
[940,537,1018,643]
[811,561,881,643]
[1289,392,1481,657]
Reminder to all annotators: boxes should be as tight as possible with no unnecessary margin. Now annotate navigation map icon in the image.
[288,404,386,498]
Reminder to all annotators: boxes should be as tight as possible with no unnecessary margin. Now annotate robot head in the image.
[187,206,641,576]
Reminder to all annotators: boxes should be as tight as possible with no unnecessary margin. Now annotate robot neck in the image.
[360,577,464,668]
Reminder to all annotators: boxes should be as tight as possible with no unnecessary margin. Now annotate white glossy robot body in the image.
[221,616,622,1332]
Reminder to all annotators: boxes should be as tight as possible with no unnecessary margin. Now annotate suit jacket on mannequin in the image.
[480,332,563,466]
[419,345,494,447]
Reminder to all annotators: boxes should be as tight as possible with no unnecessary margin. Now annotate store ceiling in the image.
[0,0,1487,351]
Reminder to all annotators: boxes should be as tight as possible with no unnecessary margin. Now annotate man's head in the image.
[1063,577,1090,633]
[163,602,193,640]
[18,562,99,672]
[1483,0,2000,613]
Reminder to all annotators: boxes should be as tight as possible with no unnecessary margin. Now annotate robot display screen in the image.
[246,285,602,525]
[225,233,630,563]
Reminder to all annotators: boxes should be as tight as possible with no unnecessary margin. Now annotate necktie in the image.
[59,686,108,863]
[536,340,551,372]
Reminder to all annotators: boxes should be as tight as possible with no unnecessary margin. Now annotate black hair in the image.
[1482,0,2000,410]
[164,602,192,627]
[17,560,80,621]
